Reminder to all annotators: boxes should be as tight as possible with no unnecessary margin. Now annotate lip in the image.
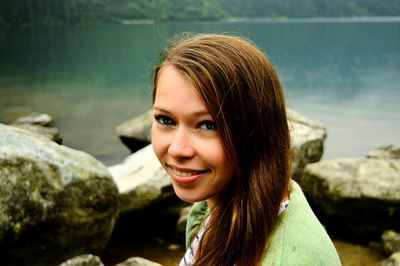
[167,165,208,184]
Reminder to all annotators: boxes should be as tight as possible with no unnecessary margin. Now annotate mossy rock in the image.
[0,123,119,265]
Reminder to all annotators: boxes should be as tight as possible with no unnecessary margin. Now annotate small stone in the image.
[13,112,55,127]
[58,254,104,266]
[11,112,62,143]
[115,257,162,266]
[367,145,400,160]
[167,244,183,251]
[383,230,400,254]
[12,123,62,143]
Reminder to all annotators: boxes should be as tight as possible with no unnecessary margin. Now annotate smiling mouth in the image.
[170,167,209,177]
[167,165,209,184]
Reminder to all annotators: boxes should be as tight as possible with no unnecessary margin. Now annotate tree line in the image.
[1,0,400,28]
[217,0,400,18]
[0,0,226,27]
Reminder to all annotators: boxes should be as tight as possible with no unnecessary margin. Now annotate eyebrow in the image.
[153,106,211,117]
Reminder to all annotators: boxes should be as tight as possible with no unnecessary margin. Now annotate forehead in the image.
[154,65,208,113]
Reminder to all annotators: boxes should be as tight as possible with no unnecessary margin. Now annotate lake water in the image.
[1,18,399,166]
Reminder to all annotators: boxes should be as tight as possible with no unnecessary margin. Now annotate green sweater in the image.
[185,180,341,265]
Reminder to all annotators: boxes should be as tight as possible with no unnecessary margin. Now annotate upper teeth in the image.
[172,169,197,177]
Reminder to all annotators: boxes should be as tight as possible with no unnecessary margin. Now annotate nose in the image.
[168,127,195,159]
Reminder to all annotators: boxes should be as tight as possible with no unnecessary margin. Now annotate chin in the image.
[173,187,206,203]
[175,192,202,203]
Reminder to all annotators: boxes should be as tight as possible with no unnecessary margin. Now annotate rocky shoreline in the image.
[0,111,399,266]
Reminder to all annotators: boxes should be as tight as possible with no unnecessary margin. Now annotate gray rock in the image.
[287,109,327,178]
[116,110,153,152]
[0,123,119,266]
[13,112,55,127]
[115,257,162,266]
[368,145,400,160]
[116,109,327,175]
[301,158,400,238]
[108,145,174,214]
[12,123,62,144]
[382,251,400,266]
[383,230,400,255]
[12,112,62,143]
[58,254,104,266]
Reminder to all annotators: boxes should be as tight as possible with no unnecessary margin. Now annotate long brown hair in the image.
[153,33,291,266]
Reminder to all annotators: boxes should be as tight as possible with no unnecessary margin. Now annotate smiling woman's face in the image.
[151,65,234,208]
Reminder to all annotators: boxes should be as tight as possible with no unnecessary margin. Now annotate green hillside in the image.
[1,0,399,28]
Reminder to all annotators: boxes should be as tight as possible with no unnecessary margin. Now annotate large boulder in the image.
[116,109,326,176]
[108,145,174,214]
[0,123,119,265]
[286,109,327,178]
[301,156,400,239]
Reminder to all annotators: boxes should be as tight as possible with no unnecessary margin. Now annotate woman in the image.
[151,33,340,266]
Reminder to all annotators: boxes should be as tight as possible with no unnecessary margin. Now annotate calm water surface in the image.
[1,18,399,165]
